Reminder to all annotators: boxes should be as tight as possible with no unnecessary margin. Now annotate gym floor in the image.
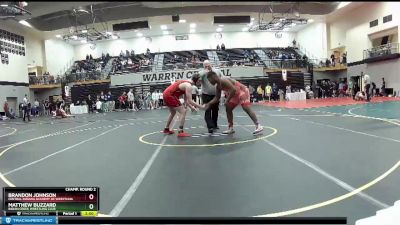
[1,101,400,225]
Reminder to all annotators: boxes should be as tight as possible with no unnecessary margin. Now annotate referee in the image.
[199,60,223,134]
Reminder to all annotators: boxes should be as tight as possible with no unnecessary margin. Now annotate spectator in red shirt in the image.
[118,91,128,111]
[3,101,15,119]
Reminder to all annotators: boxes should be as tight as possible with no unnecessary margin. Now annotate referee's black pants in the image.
[202,94,219,130]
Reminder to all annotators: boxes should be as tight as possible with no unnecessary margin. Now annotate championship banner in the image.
[111,66,264,86]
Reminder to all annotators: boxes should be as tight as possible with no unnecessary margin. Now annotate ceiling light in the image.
[251,17,255,21]
[81,30,87,33]
[337,2,351,9]
[81,39,87,43]
[77,9,89,13]
[190,29,195,33]
[163,31,169,35]
[137,32,143,37]
[179,19,186,23]
[19,20,32,28]
[190,23,196,28]
[242,27,249,32]
[112,35,118,40]
[308,19,314,23]
[0,4,8,7]
[218,24,224,27]
[21,1,28,7]
[71,35,78,40]
[161,25,167,30]
[216,27,222,32]
[56,34,62,38]
[106,31,112,35]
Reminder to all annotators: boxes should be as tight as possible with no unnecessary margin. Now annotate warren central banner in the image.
[111,66,264,86]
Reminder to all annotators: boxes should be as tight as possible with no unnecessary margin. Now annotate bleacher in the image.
[64,46,317,104]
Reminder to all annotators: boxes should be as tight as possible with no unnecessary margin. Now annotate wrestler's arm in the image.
[184,84,203,109]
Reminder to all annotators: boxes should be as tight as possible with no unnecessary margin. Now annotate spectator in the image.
[86,54,89,60]
[151,91,159,109]
[257,85,264,102]
[86,94,94,113]
[118,91,128,111]
[381,77,386,96]
[158,90,163,108]
[33,99,40,117]
[23,94,31,122]
[330,53,335,67]
[89,54,93,60]
[191,83,199,103]
[342,52,347,65]
[221,43,225,50]
[355,91,366,101]
[144,91,152,110]
[3,101,15,119]
[130,49,135,57]
[106,91,114,112]
[292,39,296,47]
[44,99,50,116]
[272,83,278,101]
[265,83,272,102]
[371,82,377,97]
[216,44,220,51]
[95,97,102,113]
[362,72,371,102]
[127,89,135,111]
[146,48,151,56]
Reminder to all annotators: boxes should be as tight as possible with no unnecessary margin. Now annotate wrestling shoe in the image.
[253,125,264,135]
[222,127,235,134]
[177,131,191,137]
[163,128,175,135]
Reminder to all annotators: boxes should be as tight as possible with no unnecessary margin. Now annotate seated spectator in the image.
[118,91,128,111]
[354,91,366,101]
[3,101,15,119]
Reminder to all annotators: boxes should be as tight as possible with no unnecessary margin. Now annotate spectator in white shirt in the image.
[127,89,136,111]
[96,97,102,113]
[362,72,371,102]
[152,91,159,109]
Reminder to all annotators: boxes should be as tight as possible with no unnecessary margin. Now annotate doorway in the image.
[6,97,17,114]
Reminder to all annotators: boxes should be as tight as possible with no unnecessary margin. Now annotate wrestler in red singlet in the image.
[162,75,204,137]
[163,80,193,108]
